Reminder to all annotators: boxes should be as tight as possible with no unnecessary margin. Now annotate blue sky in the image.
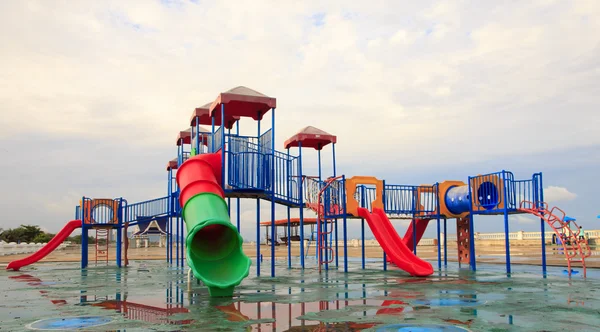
[0,1,599,242]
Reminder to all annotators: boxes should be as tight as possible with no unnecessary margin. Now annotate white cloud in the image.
[544,186,577,202]
[511,214,538,224]
[0,0,599,232]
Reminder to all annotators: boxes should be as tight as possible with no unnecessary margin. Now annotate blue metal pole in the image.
[467,176,476,271]
[257,111,261,277]
[332,143,338,268]
[81,197,88,269]
[256,198,261,276]
[167,171,171,263]
[176,212,179,266]
[195,117,200,153]
[412,187,417,254]
[270,107,276,278]
[360,186,365,270]
[538,173,547,275]
[236,198,241,232]
[469,212,476,271]
[221,104,226,187]
[382,180,387,271]
[317,148,321,263]
[298,142,305,269]
[211,112,215,153]
[287,147,292,269]
[502,171,511,274]
[180,215,184,267]
[116,199,122,268]
[437,218,441,270]
[443,218,447,267]
[342,175,348,273]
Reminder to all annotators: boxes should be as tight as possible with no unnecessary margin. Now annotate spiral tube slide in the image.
[176,153,251,297]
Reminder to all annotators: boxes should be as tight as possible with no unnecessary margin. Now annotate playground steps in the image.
[518,201,591,277]
[95,229,109,265]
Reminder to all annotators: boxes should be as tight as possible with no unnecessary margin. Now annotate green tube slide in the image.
[183,192,251,297]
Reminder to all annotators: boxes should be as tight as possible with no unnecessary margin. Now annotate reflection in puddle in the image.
[4,261,600,331]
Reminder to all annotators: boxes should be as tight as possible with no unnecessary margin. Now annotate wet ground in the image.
[1,258,599,331]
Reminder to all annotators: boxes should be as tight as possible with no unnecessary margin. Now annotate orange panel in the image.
[469,174,505,212]
[345,176,384,217]
[438,180,469,219]
[83,199,120,225]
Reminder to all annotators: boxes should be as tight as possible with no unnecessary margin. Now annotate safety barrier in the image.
[384,184,438,216]
[124,196,170,223]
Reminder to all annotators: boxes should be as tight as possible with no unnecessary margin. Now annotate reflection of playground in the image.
[91,299,193,325]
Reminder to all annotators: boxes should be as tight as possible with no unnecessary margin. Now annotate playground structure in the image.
[6,86,591,295]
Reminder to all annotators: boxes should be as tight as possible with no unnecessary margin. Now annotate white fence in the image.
[0,241,70,256]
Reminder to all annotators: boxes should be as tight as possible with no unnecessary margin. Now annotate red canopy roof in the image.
[176,128,192,146]
[166,158,178,171]
[190,102,239,129]
[209,86,276,121]
[176,127,211,146]
[284,126,337,150]
[260,218,318,226]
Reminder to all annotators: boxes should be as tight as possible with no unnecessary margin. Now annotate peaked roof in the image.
[284,126,337,150]
[132,216,169,236]
[209,86,276,121]
[166,158,178,171]
[190,102,239,129]
[176,128,192,146]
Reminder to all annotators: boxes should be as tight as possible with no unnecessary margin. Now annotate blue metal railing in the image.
[226,134,301,205]
[469,170,542,213]
[259,129,272,154]
[123,196,169,223]
[383,184,439,216]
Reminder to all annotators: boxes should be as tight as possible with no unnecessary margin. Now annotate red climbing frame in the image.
[456,217,470,266]
[519,200,591,277]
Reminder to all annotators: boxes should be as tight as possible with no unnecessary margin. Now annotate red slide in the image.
[6,219,82,271]
[384,218,430,264]
[402,219,431,248]
[357,208,433,277]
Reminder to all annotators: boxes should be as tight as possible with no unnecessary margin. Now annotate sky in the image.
[0,0,599,242]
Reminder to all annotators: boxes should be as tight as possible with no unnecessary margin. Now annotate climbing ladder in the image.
[95,228,110,265]
[519,201,591,277]
[316,176,344,272]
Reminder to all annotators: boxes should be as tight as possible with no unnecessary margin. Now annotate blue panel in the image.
[445,185,470,215]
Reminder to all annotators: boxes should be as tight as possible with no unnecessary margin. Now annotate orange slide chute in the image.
[357,208,433,277]
[6,219,82,271]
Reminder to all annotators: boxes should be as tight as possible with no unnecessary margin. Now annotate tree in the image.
[33,233,55,243]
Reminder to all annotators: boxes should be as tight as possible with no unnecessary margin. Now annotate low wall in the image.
[0,241,70,256]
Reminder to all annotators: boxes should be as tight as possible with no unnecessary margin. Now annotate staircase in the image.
[95,228,110,265]
[519,201,591,277]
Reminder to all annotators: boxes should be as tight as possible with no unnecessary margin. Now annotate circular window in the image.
[91,204,114,224]
[477,181,499,210]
